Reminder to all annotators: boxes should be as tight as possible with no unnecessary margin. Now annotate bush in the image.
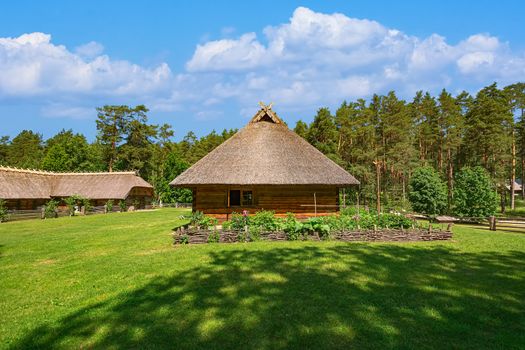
[282,213,303,240]
[64,194,91,216]
[190,211,218,229]
[248,226,262,241]
[180,234,189,245]
[408,167,447,215]
[64,197,75,216]
[229,212,248,231]
[303,217,331,239]
[378,213,413,229]
[221,220,231,230]
[251,210,280,231]
[106,200,114,212]
[453,166,497,218]
[44,199,59,219]
[0,199,8,222]
[207,231,220,243]
[190,211,204,225]
[119,200,127,212]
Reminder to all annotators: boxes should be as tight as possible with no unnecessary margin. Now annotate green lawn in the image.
[1,209,524,349]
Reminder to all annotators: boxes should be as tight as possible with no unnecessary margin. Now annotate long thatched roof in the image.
[171,104,359,186]
[0,167,153,200]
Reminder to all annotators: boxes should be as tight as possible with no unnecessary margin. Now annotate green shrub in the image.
[0,199,8,222]
[190,211,204,225]
[340,207,369,217]
[251,210,280,231]
[453,166,497,218]
[106,200,114,212]
[282,213,303,240]
[229,212,247,231]
[409,166,447,215]
[180,234,189,245]
[207,231,220,243]
[303,217,331,239]
[199,216,218,229]
[190,211,218,229]
[64,194,91,216]
[248,225,262,241]
[237,231,248,242]
[44,199,59,219]
[378,213,413,229]
[119,200,127,212]
[221,220,231,230]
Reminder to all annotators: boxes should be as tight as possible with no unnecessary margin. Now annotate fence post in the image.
[41,207,45,220]
[489,216,496,231]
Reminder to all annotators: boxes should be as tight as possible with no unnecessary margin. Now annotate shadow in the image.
[12,244,525,349]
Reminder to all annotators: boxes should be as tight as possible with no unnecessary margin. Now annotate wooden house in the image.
[0,167,154,210]
[170,104,359,217]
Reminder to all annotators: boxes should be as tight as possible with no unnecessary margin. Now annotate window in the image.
[229,190,241,206]
[229,189,253,207]
[242,191,253,206]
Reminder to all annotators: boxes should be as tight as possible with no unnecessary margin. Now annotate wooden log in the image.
[489,216,497,231]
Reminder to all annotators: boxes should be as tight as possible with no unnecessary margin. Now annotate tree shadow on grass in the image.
[12,244,525,349]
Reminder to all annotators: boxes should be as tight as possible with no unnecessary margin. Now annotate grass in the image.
[498,197,525,217]
[1,209,524,349]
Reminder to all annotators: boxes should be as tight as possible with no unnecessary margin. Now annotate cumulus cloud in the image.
[0,32,172,100]
[75,41,104,58]
[1,7,525,124]
[185,6,525,110]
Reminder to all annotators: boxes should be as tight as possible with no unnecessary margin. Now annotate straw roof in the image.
[170,104,359,186]
[0,167,153,200]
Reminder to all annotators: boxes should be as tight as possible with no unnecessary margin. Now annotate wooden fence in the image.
[491,217,525,232]
[4,202,191,222]
[151,203,192,209]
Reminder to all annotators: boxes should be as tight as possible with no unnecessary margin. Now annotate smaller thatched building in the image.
[0,167,154,210]
[170,104,359,217]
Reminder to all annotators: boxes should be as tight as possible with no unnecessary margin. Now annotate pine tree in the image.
[96,105,147,171]
[437,90,464,211]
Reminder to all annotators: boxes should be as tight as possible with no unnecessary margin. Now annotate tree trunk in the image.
[374,160,381,214]
[438,135,443,173]
[501,189,506,214]
[522,156,525,200]
[402,174,406,203]
[447,148,453,213]
[511,135,516,210]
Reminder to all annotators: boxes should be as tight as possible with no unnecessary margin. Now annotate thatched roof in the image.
[171,104,359,186]
[0,167,153,200]
[506,181,522,191]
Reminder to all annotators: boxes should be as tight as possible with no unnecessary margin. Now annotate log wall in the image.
[194,185,339,215]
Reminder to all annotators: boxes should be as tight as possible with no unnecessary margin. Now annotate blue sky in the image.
[1,0,524,141]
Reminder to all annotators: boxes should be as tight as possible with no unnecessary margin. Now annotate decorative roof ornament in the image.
[251,102,282,124]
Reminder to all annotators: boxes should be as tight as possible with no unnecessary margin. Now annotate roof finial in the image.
[258,101,274,111]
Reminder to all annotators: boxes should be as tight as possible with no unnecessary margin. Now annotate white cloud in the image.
[186,33,267,71]
[0,32,172,99]
[183,7,525,112]
[1,7,525,125]
[75,41,104,58]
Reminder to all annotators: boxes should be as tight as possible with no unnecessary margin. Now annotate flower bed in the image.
[174,209,452,245]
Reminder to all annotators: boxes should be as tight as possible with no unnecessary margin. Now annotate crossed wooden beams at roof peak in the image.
[258,101,274,111]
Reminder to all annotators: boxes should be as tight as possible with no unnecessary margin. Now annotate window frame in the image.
[228,188,254,207]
